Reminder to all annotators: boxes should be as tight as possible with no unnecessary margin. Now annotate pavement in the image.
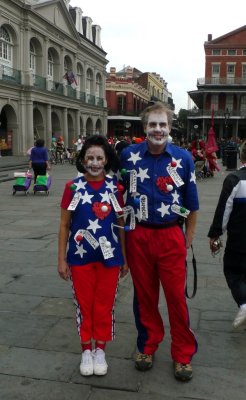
[0,156,245,400]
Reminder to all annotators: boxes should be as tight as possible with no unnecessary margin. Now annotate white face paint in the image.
[145,111,170,146]
[83,146,106,177]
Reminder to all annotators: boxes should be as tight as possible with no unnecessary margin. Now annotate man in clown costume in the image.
[120,102,199,381]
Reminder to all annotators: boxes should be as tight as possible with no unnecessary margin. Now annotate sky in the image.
[70,0,246,112]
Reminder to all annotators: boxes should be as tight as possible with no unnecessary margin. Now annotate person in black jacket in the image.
[208,140,246,329]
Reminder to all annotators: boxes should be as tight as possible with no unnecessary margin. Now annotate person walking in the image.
[29,138,49,183]
[208,140,246,329]
[120,102,199,381]
[58,135,128,377]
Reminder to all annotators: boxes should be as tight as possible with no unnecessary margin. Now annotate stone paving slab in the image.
[1,274,72,298]
[0,347,78,382]
[0,313,59,347]
[90,389,173,400]
[0,293,44,313]
[0,375,91,400]
[139,364,246,400]
[71,357,141,392]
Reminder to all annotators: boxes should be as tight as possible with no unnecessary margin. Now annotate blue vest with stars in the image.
[67,175,124,268]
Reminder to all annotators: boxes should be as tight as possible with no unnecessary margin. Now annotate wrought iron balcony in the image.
[197,77,246,86]
[188,108,246,118]
[0,65,21,84]
[0,65,104,108]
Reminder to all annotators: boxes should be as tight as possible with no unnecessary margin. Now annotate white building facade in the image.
[0,0,108,155]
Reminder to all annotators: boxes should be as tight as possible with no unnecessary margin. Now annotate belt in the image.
[137,220,179,229]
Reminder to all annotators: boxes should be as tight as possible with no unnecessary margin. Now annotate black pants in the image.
[224,250,246,306]
[32,163,47,183]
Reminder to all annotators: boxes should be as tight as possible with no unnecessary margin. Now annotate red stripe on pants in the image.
[126,224,197,364]
[70,263,120,344]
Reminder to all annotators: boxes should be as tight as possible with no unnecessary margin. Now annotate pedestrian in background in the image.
[29,138,49,183]
[120,102,199,381]
[208,140,246,329]
[58,135,128,377]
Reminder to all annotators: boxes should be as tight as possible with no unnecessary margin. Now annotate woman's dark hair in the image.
[76,135,120,173]
[35,139,45,147]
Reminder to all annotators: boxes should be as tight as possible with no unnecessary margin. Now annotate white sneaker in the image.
[80,350,93,376]
[93,348,108,375]
[232,305,246,329]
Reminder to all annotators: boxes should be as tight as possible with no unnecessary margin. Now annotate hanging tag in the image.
[67,192,81,211]
[111,223,119,243]
[109,192,122,212]
[129,170,137,193]
[83,230,99,249]
[99,236,114,259]
[140,195,148,221]
[123,206,136,230]
[166,165,184,187]
[171,204,190,218]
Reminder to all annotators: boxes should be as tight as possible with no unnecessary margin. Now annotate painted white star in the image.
[171,190,180,204]
[81,190,94,204]
[190,171,196,183]
[100,190,110,202]
[127,151,142,165]
[137,167,150,183]
[73,179,87,191]
[74,244,87,258]
[157,203,170,218]
[172,157,183,169]
[87,218,102,234]
[105,180,117,192]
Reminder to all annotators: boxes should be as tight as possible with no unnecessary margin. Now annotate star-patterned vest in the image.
[67,175,124,267]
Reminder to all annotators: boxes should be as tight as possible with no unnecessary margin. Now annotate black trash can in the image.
[226,147,238,170]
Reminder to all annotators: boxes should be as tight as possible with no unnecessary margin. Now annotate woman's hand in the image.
[120,263,129,278]
[58,259,71,281]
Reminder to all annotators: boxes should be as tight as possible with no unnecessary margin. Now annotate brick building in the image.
[188,26,246,141]
[106,66,173,138]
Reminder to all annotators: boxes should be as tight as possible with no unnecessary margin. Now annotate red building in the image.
[188,26,246,140]
[106,67,149,138]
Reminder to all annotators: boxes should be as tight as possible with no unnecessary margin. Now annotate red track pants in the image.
[126,224,197,364]
[70,263,120,345]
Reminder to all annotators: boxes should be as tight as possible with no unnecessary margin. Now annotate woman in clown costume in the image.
[58,135,128,377]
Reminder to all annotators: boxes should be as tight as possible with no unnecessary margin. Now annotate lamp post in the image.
[224,108,230,140]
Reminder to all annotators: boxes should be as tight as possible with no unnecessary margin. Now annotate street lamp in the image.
[224,108,230,140]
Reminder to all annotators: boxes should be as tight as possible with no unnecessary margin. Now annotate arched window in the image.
[29,42,36,72]
[48,50,54,78]
[96,73,102,97]
[0,26,12,65]
[86,69,93,94]
[77,64,83,90]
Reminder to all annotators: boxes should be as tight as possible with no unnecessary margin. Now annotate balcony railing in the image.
[197,77,246,86]
[0,65,104,107]
[33,74,46,90]
[87,94,95,105]
[0,65,21,84]
[188,108,246,117]
[67,85,76,98]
